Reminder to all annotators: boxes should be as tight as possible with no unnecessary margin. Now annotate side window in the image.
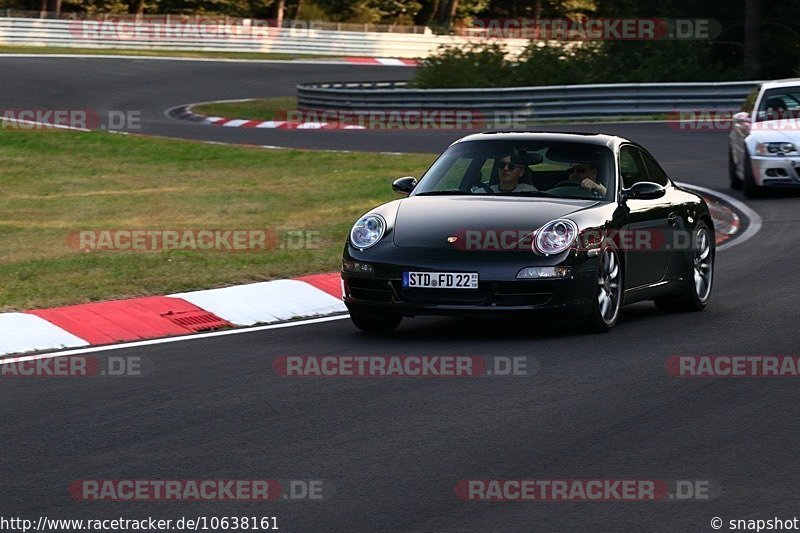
[742,87,759,113]
[619,146,647,189]
[640,151,669,186]
[478,159,495,184]
[437,157,472,189]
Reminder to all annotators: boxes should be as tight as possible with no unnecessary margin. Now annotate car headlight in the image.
[350,214,386,250]
[534,219,578,256]
[755,142,797,156]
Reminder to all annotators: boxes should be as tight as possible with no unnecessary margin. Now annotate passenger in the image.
[492,156,537,193]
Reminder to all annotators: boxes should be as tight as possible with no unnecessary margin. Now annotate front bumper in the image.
[342,245,598,318]
[750,154,800,187]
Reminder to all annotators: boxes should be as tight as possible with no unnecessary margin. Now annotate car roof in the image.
[760,78,800,91]
[452,131,625,149]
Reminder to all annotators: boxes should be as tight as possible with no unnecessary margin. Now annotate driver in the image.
[492,156,537,193]
[567,162,606,195]
[766,97,788,120]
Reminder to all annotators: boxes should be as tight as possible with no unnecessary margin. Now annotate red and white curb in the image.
[0,273,344,357]
[677,182,761,252]
[204,116,366,129]
[169,105,367,130]
[0,313,88,354]
[170,277,343,326]
[344,57,418,66]
[0,54,419,66]
[705,195,740,246]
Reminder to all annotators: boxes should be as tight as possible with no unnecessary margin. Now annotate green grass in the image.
[193,97,297,121]
[0,128,435,311]
[0,45,331,61]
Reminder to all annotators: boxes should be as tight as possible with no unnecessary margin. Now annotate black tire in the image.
[584,244,623,333]
[654,221,714,312]
[729,148,742,190]
[742,151,761,198]
[349,308,402,333]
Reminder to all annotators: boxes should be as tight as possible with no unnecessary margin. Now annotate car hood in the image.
[392,196,599,248]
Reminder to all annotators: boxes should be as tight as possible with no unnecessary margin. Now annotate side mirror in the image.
[621,181,666,201]
[392,176,417,196]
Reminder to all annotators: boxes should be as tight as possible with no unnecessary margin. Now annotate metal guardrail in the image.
[0,16,529,58]
[297,80,761,119]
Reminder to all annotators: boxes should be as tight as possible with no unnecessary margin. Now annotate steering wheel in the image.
[551,180,584,189]
[551,180,603,196]
[471,182,493,194]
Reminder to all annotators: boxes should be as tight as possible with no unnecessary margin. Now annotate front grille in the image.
[491,281,554,306]
[395,280,554,307]
[397,281,493,305]
[763,177,800,186]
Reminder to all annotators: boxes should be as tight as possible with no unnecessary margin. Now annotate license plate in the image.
[402,272,479,289]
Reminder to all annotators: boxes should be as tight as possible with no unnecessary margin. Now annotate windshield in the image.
[412,139,615,200]
[755,87,800,122]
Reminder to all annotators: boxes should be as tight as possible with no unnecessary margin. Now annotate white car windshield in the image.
[755,87,800,122]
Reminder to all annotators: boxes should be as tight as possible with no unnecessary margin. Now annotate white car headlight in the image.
[350,214,386,250]
[534,219,578,256]
[755,142,797,156]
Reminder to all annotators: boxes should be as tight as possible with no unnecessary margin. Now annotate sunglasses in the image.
[569,166,589,173]
[498,161,522,170]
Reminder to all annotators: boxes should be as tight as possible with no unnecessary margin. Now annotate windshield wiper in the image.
[415,190,473,196]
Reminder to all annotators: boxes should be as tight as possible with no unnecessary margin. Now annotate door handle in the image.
[667,212,678,226]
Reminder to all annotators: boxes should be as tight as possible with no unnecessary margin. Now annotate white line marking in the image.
[675,181,763,251]
[0,117,89,132]
[0,314,350,364]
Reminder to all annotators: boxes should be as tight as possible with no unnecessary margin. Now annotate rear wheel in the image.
[349,308,402,333]
[654,221,714,312]
[729,148,742,190]
[742,151,762,198]
[584,245,623,333]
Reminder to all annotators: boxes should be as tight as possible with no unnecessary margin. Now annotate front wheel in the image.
[742,151,761,198]
[349,307,402,333]
[584,245,623,333]
[654,221,714,312]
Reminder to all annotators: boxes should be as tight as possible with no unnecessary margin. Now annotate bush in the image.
[509,42,603,86]
[595,40,738,83]
[411,42,512,88]
[413,40,741,88]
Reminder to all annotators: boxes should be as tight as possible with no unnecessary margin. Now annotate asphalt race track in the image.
[2,57,799,532]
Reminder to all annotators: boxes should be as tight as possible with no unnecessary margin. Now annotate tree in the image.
[743,0,760,78]
[128,0,144,14]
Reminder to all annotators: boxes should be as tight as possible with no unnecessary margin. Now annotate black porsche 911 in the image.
[341,132,715,333]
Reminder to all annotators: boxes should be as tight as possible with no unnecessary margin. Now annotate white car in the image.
[728,78,800,197]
